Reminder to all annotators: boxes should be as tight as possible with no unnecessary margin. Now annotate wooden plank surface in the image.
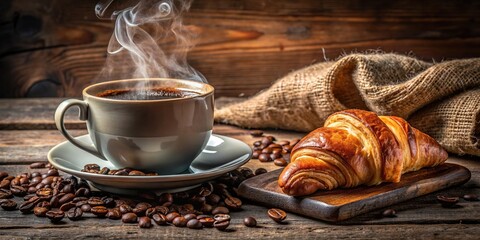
[1,0,480,97]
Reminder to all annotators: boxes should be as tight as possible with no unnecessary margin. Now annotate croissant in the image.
[278,109,448,196]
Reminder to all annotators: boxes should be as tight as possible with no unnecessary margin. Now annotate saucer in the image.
[47,134,252,194]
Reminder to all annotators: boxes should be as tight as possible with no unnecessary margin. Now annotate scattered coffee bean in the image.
[29,162,46,169]
[274,158,288,167]
[98,167,110,175]
[19,196,40,213]
[382,209,397,217]
[138,216,152,228]
[129,170,146,176]
[11,185,27,197]
[268,208,287,223]
[172,216,188,227]
[67,207,83,221]
[0,189,13,199]
[0,199,17,210]
[80,204,91,213]
[87,198,104,206]
[46,210,64,223]
[258,153,271,162]
[122,212,138,223]
[83,164,100,172]
[437,195,459,208]
[214,220,230,231]
[198,216,215,228]
[214,213,231,222]
[152,213,168,225]
[212,206,229,215]
[183,213,197,221]
[59,193,75,205]
[255,168,268,175]
[244,217,257,227]
[91,206,108,217]
[463,194,479,201]
[166,212,180,223]
[250,130,264,137]
[34,206,48,217]
[224,197,242,210]
[187,219,203,229]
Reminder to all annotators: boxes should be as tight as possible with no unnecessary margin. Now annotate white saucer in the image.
[47,134,252,194]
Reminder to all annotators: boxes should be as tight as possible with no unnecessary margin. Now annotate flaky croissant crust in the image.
[278,109,448,196]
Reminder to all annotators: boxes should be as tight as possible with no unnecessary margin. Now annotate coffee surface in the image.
[96,87,199,100]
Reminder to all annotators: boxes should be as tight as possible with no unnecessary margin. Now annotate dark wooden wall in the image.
[1,0,479,98]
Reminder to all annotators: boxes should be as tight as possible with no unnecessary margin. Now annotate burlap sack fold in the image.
[214,53,480,156]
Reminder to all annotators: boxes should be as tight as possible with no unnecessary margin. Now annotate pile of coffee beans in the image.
[249,130,300,167]
[0,162,281,231]
[81,164,159,176]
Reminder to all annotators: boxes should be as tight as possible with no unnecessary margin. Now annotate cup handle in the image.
[54,99,107,160]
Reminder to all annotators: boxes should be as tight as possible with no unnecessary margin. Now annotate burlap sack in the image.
[214,53,480,156]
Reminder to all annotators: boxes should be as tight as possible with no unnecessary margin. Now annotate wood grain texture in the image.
[238,164,471,221]
[1,0,479,98]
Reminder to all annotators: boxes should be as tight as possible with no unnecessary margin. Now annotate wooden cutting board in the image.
[237,163,471,222]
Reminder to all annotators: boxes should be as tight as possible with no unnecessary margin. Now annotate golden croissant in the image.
[278,109,448,196]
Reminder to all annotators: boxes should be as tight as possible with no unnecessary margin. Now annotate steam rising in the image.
[95,0,206,84]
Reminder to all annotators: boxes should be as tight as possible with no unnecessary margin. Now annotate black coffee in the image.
[96,87,199,100]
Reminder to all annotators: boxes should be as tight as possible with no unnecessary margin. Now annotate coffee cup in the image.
[54,78,214,174]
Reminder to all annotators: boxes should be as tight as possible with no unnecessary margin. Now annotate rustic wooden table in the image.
[0,98,479,239]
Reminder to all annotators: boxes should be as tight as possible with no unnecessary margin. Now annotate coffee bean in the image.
[19,177,29,185]
[98,167,110,175]
[73,197,88,204]
[152,213,168,225]
[138,216,153,228]
[80,204,91,213]
[155,206,169,215]
[250,130,264,137]
[119,204,132,214]
[105,208,122,220]
[11,185,27,197]
[255,168,268,175]
[187,219,203,229]
[61,184,74,194]
[240,168,255,179]
[214,220,230,231]
[200,203,213,213]
[36,201,51,209]
[224,197,242,210]
[129,170,146,176]
[207,194,221,205]
[36,188,53,197]
[258,153,272,162]
[274,158,288,167]
[437,195,459,208]
[19,196,40,213]
[261,137,273,146]
[283,145,293,153]
[0,189,12,199]
[199,216,215,228]
[59,202,76,212]
[0,172,8,181]
[252,150,261,159]
[166,212,180,223]
[122,212,138,223]
[463,194,479,201]
[34,206,49,217]
[0,179,10,189]
[50,195,61,208]
[180,213,195,221]
[46,210,65,223]
[382,209,397,217]
[23,194,36,201]
[87,198,104,206]
[46,169,59,177]
[144,207,157,218]
[244,217,257,227]
[91,206,108,217]
[172,216,187,227]
[59,193,75,205]
[30,162,46,169]
[84,164,100,172]
[214,213,230,222]
[261,148,273,154]
[103,197,116,208]
[114,169,129,175]
[267,208,287,223]
[212,206,229,215]
[67,207,83,221]
[0,199,17,210]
